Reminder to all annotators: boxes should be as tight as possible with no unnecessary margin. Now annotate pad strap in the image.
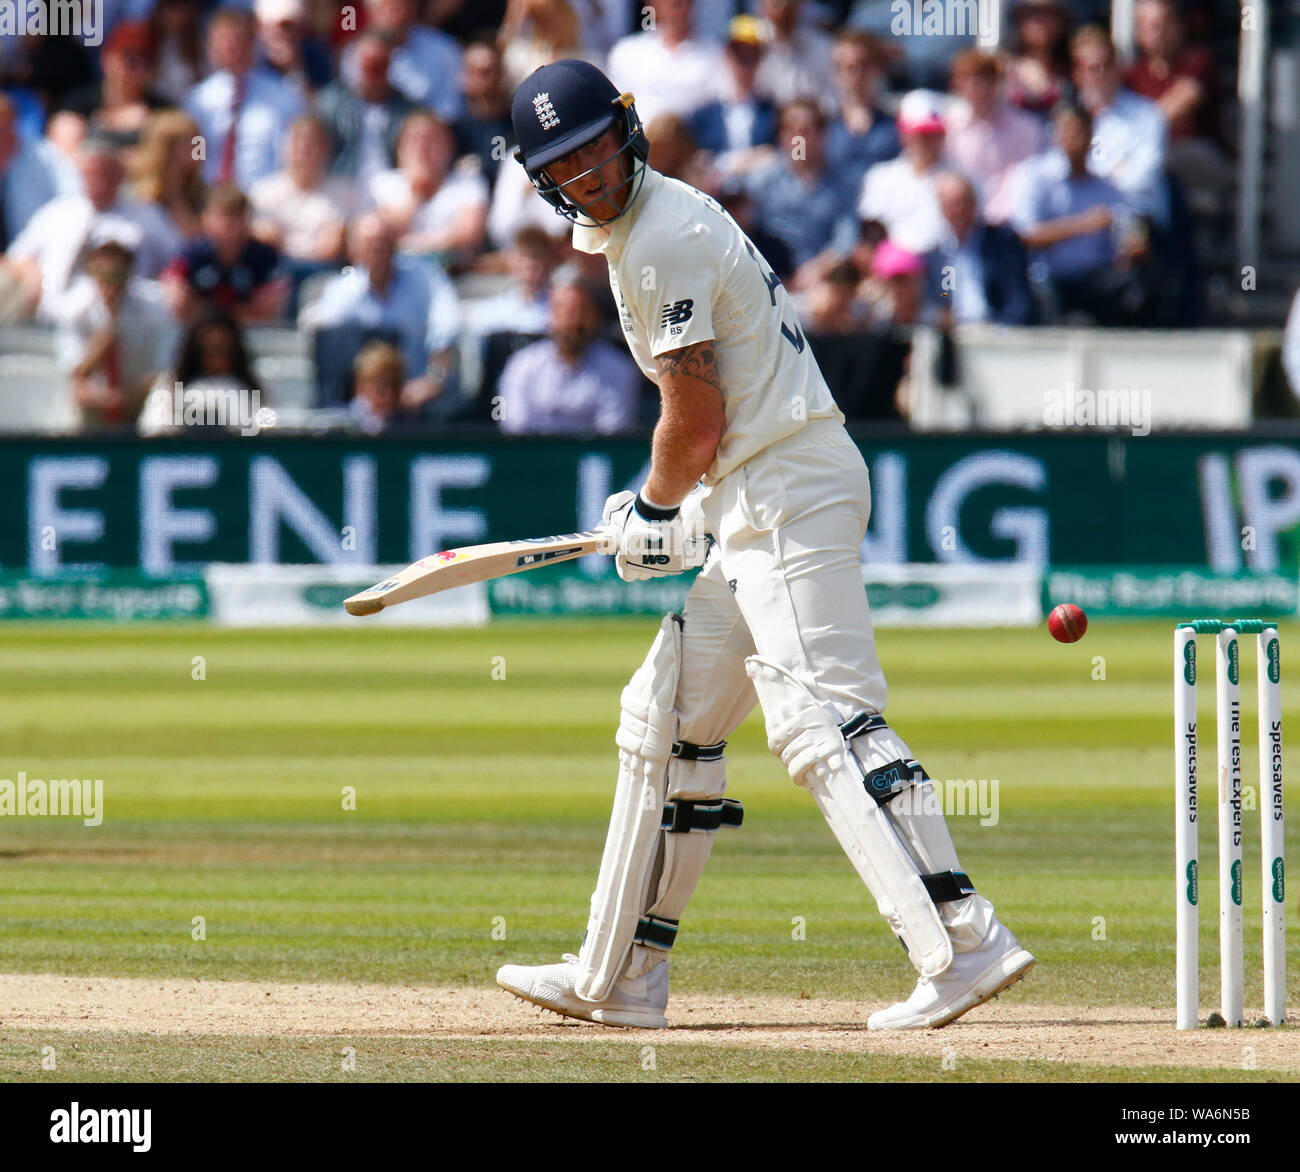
[671,739,726,761]
[840,711,889,740]
[634,913,679,951]
[921,870,976,903]
[862,757,929,806]
[662,797,743,833]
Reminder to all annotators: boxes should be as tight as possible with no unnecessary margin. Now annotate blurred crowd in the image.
[0,0,1239,433]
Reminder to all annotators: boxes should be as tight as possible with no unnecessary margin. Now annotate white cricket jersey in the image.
[571,167,844,484]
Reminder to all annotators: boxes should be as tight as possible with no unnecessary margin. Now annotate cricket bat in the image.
[343,530,617,616]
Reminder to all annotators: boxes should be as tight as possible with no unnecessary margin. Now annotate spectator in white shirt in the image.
[486,142,573,251]
[186,7,307,191]
[251,114,349,265]
[304,212,461,413]
[1071,24,1169,226]
[858,90,949,255]
[755,0,835,112]
[466,224,557,338]
[497,273,641,435]
[342,0,463,119]
[137,309,263,437]
[56,239,179,431]
[605,0,724,124]
[944,49,1046,224]
[366,110,490,265]
[8,137,181,320]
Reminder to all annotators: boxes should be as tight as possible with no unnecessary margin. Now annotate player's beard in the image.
[562,156,632,225]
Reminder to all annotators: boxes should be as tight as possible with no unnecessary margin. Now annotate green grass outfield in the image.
[1,618,1296,1081]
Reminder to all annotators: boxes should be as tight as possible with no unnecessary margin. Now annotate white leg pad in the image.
[575,613,684,1002]
[622,752,733,980]
[745,655,954,978]
[847,726,995,954]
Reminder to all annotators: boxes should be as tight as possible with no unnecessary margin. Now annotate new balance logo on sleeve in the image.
[660,300,694,333]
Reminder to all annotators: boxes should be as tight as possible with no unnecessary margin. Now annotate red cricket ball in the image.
[1048,603,1088,643]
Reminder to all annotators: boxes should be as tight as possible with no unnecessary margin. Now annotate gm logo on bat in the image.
[516,546,583,567]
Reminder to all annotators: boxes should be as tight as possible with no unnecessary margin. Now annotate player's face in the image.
[544,128,630,224]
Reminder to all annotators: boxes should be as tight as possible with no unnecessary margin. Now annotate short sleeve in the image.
[1007,160,1045,233]
[7,202,51,263]
[626,231,718,358]
[423,264,462,354]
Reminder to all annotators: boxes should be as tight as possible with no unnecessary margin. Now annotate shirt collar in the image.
[571,166,660,260]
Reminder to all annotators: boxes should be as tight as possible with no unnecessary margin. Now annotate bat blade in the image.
[343,529,612,616]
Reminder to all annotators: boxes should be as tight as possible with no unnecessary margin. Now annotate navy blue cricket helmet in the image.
[511,59,649,224]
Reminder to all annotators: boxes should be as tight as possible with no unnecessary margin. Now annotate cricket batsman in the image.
[496,60,1034,1030]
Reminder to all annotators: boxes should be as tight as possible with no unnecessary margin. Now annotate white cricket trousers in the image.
[674,419,888,748]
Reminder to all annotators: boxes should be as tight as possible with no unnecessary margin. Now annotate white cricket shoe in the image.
[496,953,669,1028]
[868,920,1035,1030]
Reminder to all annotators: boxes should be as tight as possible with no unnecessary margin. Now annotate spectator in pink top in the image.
[944,50,1046,225]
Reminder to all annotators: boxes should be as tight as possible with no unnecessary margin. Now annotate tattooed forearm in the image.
[654,340,720,389]
[645,340,725,505]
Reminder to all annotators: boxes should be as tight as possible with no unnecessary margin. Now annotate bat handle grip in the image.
[594,527,619,556]
[594,528,711,567]
[683,533,710,569]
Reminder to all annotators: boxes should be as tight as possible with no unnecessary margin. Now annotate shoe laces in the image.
[561,953,580,965]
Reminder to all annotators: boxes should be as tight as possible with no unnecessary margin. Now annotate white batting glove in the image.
[602,489,706,582]
[678,484,712,564]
